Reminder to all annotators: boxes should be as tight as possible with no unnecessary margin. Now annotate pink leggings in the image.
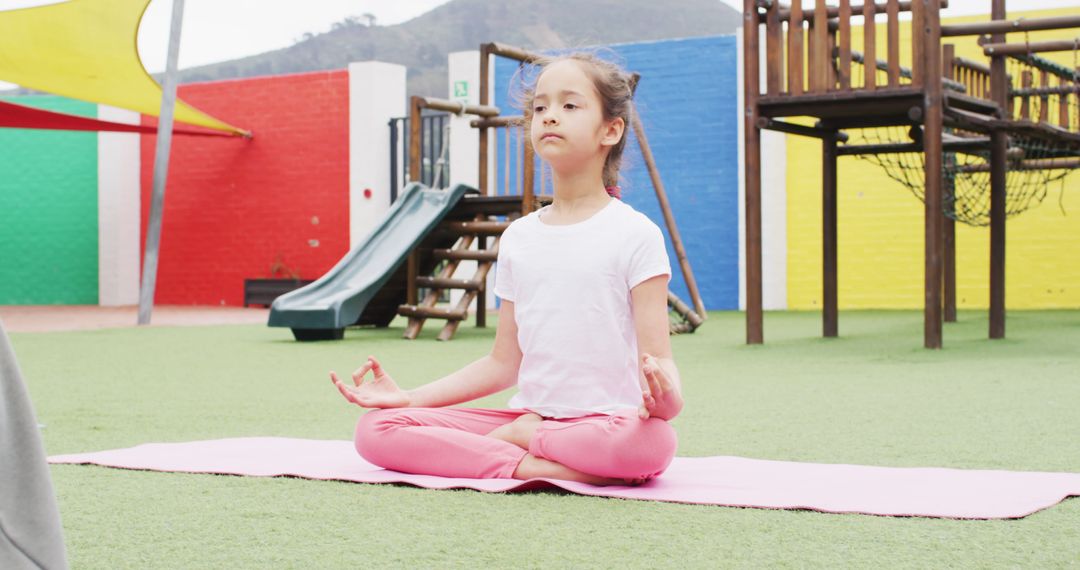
[354,407,677,480]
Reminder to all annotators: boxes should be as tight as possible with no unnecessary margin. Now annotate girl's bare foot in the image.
[512,454,647,487]
[486,413,543,450]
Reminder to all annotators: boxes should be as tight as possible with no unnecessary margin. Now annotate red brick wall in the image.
[140,71,350,305]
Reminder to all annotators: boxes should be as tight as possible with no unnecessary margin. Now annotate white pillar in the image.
[348,61,407,248]
[737,26,788,311]
[449,51,480,188]
[447,51,485,313]
[97,105,141,306]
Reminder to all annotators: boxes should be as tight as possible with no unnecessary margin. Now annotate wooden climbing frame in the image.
[744,0,1080,348]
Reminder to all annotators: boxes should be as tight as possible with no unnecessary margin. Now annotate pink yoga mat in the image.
[49,437,1080,519]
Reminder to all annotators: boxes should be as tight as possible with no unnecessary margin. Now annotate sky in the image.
[1,0,1078,92]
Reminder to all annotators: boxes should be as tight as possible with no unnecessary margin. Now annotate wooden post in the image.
[922,0,943,348]
[863,0,877,90]
[812,0,829,92]
[943,43,957,323]
[406,95,423,307]
[477,46,489,327]
[1039,70,1049,123]
[408,96,422,182]
[522,129,535,216]
[766,0,783,94]
[944,174,957,323]
[823,135,839,337]
[789,1,804,94]
[887,0,901,87]
[911,0,928,87]
[989,0,1008,339]
[1020,70,1033,119]
[632,109,708,318]
[744,0,763,344]
[479,45,490,196]
[838,0,852,90]
[1059,76,1071,128]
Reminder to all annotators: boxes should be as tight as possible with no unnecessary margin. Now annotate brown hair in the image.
[515,52,635,188]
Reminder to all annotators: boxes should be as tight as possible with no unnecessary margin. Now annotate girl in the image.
[330,53,684,486]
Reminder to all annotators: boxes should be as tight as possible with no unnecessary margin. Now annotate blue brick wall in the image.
[494,35,739,310]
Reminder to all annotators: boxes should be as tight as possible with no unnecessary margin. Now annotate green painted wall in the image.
[0,96,98,304]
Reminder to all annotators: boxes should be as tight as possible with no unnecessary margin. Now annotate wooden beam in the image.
[943,43,957,323]
[989,0,1007,340]
[486,42,545,64]
[766,0,783,94]
[788,0,804,94]
[863,0,877,90]
[745,0,764,344]
[984,39,1080,56]
[887,0,901,87]
[757,118,849,141]
[408,96,422,182]
[812,0,829,92]
[759,0,948,23]
[823,136,839,337]
[479,44,491,196]
[922,0,943,348]
[942,15,1080,37]
[838,0,852,90]
[633,107,708,318]
[416,96,499,117]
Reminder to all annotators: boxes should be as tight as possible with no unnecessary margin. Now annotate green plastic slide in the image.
[268,182,476,340]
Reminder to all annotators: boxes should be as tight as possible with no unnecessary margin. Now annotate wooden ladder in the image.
[398,214,511,341]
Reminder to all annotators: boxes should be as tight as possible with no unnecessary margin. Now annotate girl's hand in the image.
[330,356,411,409]
[638,353,683,421]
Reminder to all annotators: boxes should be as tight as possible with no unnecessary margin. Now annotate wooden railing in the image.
[949,55,992,98]
[1005,55,1078,128]
[757,0,947,95]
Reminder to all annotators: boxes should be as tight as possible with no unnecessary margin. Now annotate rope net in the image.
[845,55,1080,227]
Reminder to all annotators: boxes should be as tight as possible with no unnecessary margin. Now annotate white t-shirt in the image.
[493,197,672,418]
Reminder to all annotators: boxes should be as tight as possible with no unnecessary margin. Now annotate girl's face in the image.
[530,60,624,172]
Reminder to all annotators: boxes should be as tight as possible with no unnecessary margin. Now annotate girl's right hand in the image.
[330,356,411,409]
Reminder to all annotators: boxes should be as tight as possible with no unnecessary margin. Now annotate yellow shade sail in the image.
[0,0,247,135]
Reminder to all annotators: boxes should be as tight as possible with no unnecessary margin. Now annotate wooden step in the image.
[439,220,510,235]
[397,305,467,321]
[432,248,498,262]
[416,276,482,291]
[452,194,554,217]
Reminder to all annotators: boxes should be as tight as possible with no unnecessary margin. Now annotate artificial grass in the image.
[12,310,1080,568]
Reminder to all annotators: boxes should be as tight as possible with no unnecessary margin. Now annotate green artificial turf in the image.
[12,310,1080,568]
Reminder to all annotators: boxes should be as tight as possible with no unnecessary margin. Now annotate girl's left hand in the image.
[638,353,684,421]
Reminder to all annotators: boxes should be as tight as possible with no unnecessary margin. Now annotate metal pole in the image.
[138,0,185,325]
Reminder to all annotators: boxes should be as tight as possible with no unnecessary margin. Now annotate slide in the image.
[269,182,476,340]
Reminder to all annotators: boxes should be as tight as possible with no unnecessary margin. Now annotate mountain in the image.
[179,0,741,97]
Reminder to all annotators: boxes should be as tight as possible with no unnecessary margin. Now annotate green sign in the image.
[454,80,468,98]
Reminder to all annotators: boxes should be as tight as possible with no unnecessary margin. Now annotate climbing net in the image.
[847,53,1080,226]
[851,126,1076,226]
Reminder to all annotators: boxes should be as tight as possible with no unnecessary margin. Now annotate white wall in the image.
[348,61,407,248]
[447,50,499,315]
[96,105,141,306]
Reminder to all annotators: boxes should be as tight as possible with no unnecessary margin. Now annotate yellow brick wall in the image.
[786,7,1080,309]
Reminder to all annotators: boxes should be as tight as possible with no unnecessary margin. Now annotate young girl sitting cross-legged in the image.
[330,52,684,486]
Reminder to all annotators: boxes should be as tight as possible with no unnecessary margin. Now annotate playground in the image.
[2,0,1079,567]
[9,309,1080,566]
